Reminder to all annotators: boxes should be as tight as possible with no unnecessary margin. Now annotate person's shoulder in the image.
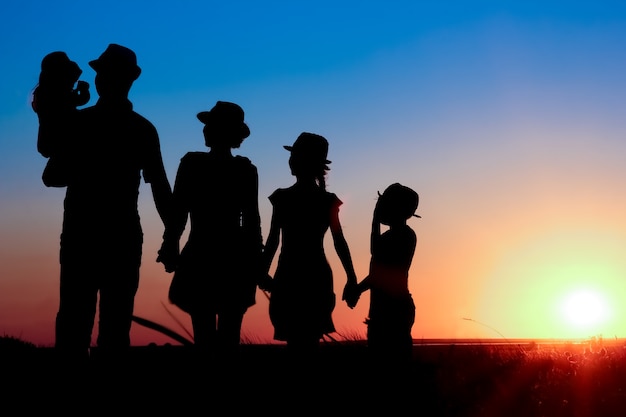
[181,151,208,163]
[234,155,252,163]
[130,111,158,131]
[234,155,256,168]
[177,152,209,176]
[234,155,257,169]
[268,186,289,201]
[269,187,286,196]
[324,190,342,205]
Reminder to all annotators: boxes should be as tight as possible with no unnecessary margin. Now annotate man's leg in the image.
[55,261,98,362]
[216,309,245,351]
[97,263,139,356]
[191,310,218,366]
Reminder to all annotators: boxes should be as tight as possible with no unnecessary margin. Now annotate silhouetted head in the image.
[284,132,332,172]
[377,183,421,225]
[283,132,331,188]
[89,44,141,81]
[39,51,82,87]
[90,44,141,99]
[198,101,250,148]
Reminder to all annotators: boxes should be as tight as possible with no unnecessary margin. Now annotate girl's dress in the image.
[267,183,341,341]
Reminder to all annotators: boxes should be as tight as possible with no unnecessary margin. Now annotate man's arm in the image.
[143,127,175,270]
[150,171,173,226]
[143,126,173,225]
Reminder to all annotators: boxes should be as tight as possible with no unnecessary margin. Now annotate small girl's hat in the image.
[380,183,421,219]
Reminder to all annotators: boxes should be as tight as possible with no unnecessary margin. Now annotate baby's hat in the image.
[40,51,82,84]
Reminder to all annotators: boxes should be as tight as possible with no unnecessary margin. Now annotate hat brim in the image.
[283,145,332,164]
[88,60,141,80]
[197,111,212,124]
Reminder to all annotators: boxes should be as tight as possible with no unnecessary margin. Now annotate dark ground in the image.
[3,340,626,416]
[1,341,436,415]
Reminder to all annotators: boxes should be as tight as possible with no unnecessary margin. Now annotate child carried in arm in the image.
[32,51,90,187]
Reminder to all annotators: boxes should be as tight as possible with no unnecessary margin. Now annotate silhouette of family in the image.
[33,44,422,374]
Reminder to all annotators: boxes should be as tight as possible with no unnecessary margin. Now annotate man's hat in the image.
[89,44,141,80]
[197,101,250,139]
[284,132,332,168]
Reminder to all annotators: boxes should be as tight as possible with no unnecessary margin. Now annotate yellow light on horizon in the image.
[558,287,611,330]
[476,227,626,339]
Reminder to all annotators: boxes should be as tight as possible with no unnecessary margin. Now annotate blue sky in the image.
[2,1,626,346]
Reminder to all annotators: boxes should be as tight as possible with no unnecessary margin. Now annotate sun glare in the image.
[558,288,611,330]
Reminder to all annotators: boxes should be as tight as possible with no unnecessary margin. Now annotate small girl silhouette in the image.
[345,182,421,372]
[32,51,90,119]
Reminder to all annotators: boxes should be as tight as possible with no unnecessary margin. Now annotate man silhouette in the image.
[52,44,172,363]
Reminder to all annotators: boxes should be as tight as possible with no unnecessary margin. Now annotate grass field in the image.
[2,336,626,416]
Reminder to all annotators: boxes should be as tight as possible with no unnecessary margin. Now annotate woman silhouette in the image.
[158,101,263,362]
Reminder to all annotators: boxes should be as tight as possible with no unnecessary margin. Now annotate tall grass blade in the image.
[160,301,194,341]
[131,315,193,346]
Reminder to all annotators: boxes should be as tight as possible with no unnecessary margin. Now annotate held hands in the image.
[342,281,361,309]
[156,240,179,273]
[257,273,274,293]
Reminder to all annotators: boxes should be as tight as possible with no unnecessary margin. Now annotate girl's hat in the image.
[197,101,250,139]
[284,132,332,168]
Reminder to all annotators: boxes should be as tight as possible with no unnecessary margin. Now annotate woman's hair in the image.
[317,171,327,190]
[289,154,328,190]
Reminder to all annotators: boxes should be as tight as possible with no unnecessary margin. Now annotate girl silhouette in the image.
[261,132,358,358]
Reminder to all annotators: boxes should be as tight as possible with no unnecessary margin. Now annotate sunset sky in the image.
[2,1,626,347]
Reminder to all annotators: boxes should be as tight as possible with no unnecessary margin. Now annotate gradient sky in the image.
[2,1,626,347]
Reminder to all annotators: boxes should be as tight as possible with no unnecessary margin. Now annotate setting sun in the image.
[558,287,612,331]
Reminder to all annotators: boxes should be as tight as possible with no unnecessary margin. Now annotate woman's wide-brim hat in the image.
[197,101,250,139]
[284,132,332,168]
[89,43,142,81]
